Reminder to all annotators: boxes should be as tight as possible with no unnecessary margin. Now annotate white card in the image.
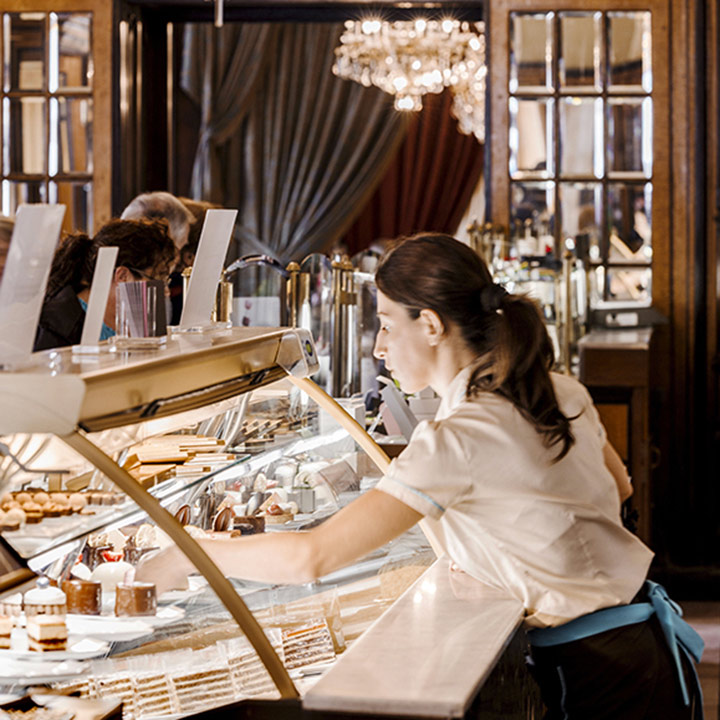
[79,246,118,347]
[0,204,66,366]
[179,208,237,328]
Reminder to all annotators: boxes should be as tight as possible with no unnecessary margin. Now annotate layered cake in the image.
[0,614,11,649]
[115,582,157,616]
[24,577,66,618]
[62,579,102,615]
[27,614,68,652]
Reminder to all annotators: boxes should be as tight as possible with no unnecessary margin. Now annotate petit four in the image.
[62,579,102,615]
[27,614,68,651]
[115,582,157,616]
[24,577,66,618]
[0,614,11,649]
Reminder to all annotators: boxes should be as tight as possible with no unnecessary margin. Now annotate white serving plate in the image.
[0,628,109,661]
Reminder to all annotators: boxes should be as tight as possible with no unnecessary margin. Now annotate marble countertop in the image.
[303,557,524,718]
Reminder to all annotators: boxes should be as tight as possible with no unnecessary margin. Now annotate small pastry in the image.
[25,511,43,524]
[15,492,32,504]
[0,614,11,649]
[24,577,67,618]
[0,592,23,623]
[5,507,26,527]
[89,560,135,592]
[115,582,157,617]
[213,507,233,532]
[263,503,294,525]
[174,504,191,525]
[68,493,87,512]
[33,491,50,505]
[62,579,102,615]
[26,614,67,652]
[50,492,70,507]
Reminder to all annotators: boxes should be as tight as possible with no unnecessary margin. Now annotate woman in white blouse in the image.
[140,233,700,719]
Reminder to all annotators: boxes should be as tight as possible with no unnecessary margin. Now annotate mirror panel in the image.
[509,97,554,178]
[510,12,554,93]
[607,182,652,262]
[511,181,555,233]
[4,96,47,174]
[49,179,93,233]
[603,266,652,304]
[559,97,603,177]
[50,96,93,175]
[607,11,651,92]
[1,179,47,217]
[559,181,602,253]
[50,13,92,92]
[607,97,652,177]
[4,13,46,92]
[559,12,602,91]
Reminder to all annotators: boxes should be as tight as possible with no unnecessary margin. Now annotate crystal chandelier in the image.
[333,18,486,142]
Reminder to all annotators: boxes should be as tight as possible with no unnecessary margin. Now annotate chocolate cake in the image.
[62,579,102,615]
[115,582,157,616]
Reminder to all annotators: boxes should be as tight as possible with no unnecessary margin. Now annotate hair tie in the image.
[478,283,508,313]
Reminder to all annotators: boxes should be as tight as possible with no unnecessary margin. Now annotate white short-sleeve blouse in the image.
[376,367,654,627]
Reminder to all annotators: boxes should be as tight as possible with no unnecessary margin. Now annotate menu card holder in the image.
[0,204,66,369]
[72,246,119,355]
[177,208,238,332]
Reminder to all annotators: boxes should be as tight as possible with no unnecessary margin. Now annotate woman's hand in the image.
[135,546,190,595]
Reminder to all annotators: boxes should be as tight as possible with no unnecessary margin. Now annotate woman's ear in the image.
[418,308,445,346]
[114,266,133,283]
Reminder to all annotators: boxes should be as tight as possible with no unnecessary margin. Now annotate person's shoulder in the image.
[549,372,594,414]
[34,287,84,351]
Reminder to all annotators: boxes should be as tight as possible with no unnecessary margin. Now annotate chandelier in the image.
[333,18,487,142]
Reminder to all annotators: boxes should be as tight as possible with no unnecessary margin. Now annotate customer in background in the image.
[0,215,13,281]
[34,219,176,351]
[120,191,194,250]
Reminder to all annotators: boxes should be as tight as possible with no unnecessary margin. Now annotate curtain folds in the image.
[181,23,409,263]
[342,89,485,254]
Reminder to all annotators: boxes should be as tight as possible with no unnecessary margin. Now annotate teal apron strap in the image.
[528,581,705,718]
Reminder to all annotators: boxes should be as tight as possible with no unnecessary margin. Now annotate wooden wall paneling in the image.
[2,0,112,232]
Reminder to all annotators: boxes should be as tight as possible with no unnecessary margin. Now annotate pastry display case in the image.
[0,326,529,719]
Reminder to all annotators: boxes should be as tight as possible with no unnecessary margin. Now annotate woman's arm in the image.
[137,489,423,594]
[603,441,633,503]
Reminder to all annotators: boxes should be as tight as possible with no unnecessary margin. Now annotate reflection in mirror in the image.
[509,97,554,178]
[559,182,601,252]
[1,179,47,217]
[559,12,602,90]
[49,180,92,234]
[4,13,46,92]
[50,97,93,175]
[49,13,92,92]
[510,13,554,93]
[5,97,47,174]
[559,97,603,177]
[511,181,555,233]
[608,11,652,92]
[608,182,652,262]
[607,97,652,177]
[597,266,652,304]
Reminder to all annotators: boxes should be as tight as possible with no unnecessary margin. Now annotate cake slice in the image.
[27,614,68,651]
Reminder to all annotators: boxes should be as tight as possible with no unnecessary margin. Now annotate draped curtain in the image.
[181,23,408,263]
[342,89,485,254]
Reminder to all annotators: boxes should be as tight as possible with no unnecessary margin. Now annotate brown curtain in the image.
[343,89,484,254]
[182,23,409,263]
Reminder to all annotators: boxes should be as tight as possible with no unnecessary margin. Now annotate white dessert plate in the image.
[0,628,110,661]
[66,615,153,641]
[0,658,89,683]
[158,575,208,602]
[96,597,186,626]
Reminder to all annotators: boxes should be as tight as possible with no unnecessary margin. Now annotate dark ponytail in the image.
[375,233,575,461]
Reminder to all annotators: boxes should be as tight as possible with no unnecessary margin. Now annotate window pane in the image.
[49,13,92,92]
[608,11,652,92]
[50,96,93,175]
[49,180,92,233]
[560,182,602,256]
[510,13,554,93]
[4,96,46,174]
[509,97,554,178]
[510,181,556,239]
[1,179,47,217]
[607,98,652,177]
[608,182,652,262]
[560,97,603,177]
[559,12,602,91]
[4,13,46,92]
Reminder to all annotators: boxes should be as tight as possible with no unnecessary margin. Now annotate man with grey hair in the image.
[121,191,194,250]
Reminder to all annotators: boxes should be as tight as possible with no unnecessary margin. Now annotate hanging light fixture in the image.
[333,17,486,141]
